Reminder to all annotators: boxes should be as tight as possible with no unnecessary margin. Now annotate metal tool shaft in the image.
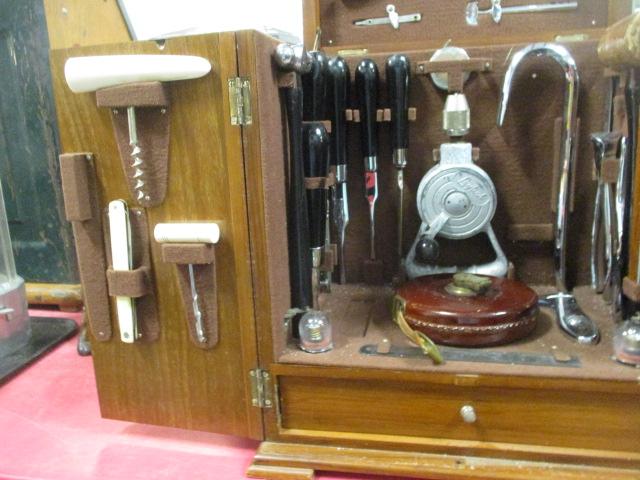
[397,168,404,260]
[126,107,146,202]
[366,168,378,260]
[188,264,206,343]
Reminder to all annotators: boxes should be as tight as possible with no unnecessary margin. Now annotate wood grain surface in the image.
[43,0,130,49]
[49,33,263,439]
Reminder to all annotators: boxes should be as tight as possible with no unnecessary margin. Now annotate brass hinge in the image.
[228,77,252,125]
[249,369,273,409]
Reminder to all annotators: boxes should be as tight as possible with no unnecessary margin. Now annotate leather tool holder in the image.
[59,153,112,341]
[96,81,170,208]
[104,208,160,342]
[414,58,493,93]
[304,170,337,274]
[161,243,219,349]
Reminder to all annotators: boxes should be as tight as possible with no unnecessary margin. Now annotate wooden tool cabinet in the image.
[50,1,640,479]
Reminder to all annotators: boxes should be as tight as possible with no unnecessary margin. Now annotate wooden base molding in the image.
[249,441,640,480]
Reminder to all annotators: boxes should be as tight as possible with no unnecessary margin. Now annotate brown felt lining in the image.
[104,208,159,342]
[159,242,219,348]
[317,0,608,50]
[508,224,554,242]
[102,83,170,208]
[59,153,111,341]
[253,38,296,357]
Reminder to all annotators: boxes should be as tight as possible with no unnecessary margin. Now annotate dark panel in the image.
[0,0,77,282]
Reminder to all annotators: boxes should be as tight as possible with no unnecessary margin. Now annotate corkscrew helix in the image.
[126,107,148,203]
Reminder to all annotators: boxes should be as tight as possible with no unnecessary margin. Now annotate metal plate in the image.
[360,344,581,368]
[0,317,77,384]
[418,166,496,239]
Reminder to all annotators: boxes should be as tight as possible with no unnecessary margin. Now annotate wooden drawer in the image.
[274,367,640,454]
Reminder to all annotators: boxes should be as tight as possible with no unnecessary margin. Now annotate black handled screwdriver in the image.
[302,52,334,293]
[386,54,411,271]
[355,59,380,262]
[327,56,350,284]
[302,122,330,308]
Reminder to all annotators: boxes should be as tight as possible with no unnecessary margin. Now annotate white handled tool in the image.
[153,222,220,244]
[64,55,211,93]
[108,200,138,343]
[65,54,211,203]
[154,222,221,344]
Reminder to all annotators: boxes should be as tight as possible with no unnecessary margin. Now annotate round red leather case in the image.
[396,275,539,347]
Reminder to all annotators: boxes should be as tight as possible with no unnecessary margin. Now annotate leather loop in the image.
[106,266,150,298]
[304,171,336,190]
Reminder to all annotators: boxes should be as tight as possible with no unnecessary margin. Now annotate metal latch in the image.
[228,77,252,125]
[249,369,273,408]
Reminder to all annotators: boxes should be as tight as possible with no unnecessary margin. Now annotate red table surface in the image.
[0,310,404,480]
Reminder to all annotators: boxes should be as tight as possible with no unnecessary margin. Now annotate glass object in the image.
[298,310,333,353]
[0,181,30,357]
[613,315,640,367]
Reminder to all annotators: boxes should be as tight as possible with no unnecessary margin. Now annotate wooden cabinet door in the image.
[49,33,263,440]
[0,0,77,282]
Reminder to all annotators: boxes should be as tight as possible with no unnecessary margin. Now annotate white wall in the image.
[119,0,303,42]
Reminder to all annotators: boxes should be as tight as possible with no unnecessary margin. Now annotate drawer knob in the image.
[460,405,477,423]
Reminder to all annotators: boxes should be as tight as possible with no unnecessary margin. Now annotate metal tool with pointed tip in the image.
[356,59,380,263]
[386,54,411,273]
[327,56,350,284]
[498,43,599,344]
